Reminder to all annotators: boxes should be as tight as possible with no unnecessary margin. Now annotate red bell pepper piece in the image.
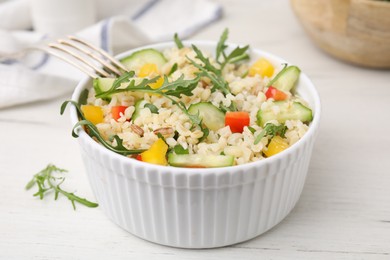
[225,111,250,133]
[265,86,288,101]
[111,106,128,121]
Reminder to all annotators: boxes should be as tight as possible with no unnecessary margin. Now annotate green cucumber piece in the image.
[132,99,147,122]
[188,102,225,131]
[93,77,115,96]
[267,65,301,92]
[168,154,234,168]
[256,101,313,127]
[120,48,167,71]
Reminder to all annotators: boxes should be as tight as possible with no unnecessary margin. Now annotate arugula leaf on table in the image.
[25,164,98,210]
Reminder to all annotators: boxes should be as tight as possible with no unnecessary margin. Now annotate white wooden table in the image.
[1,0,390,259]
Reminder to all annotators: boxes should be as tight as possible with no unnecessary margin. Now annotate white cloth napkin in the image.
[0,0,222,109]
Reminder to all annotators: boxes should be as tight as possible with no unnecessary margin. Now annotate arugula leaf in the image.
[173,144,189,155]
[110,70,137,91]
[95,71,159,99]
[96,73,199,99]
[176,100,202,126]
[174,33,184,49]
[72,120,146,155]
[79,89,89,105]
[61,100,83,117]
[92,72,202,126]
[220,102,238,113]
[191,44,221,75]
[186,30,249,112]
[215,28,250,70]
[216,28,229,62]
[188,56,237,111]
[198,126,209,143]
[241,70,249,78]
[158,75,200,97]
[254,123,287,145]
[61,101,146,155]
[156,133,167,143]
[26,164,98,210]
[247,126,256,134]
[220,45,250,70]
[187,50,230,96]
[168,63,178,76]
[144,103,158,114]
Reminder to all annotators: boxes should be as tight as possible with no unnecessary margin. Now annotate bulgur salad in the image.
[62,30,313,168]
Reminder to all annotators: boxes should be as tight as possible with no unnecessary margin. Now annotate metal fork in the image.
[1,36,128,78]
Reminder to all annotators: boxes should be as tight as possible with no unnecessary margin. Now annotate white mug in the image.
[30,0,97,36]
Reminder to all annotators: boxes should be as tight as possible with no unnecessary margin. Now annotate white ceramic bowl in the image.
[70,41,321,248]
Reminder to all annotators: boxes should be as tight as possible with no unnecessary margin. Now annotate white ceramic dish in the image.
[70,41,321,248]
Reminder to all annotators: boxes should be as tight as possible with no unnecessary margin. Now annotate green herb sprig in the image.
[61,100,146,155]
[168,63,178,76]
[186,29,249,95]
[144,103,158,114]
[25,164,98,210]
[183,29,249,111]
[94,73,202,126]
[216,28,250,71]
[188,45,231,96]
[254,123,287,145]
[174,33,184,49]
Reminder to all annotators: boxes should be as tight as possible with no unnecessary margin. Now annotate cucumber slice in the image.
[257,101,313,127]
[120,48,167,71]
[168,153,234,168]
[132,99,147,122]
[93,77,115,96]
[188,102,225,131]
[267,65,301,92]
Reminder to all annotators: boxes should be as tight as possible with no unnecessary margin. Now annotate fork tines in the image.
[47,36,128,78]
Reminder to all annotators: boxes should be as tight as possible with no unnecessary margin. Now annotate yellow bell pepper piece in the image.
[249,58,275,78]
[140,138,168,166]
[150,76,164,89]
[264,136,289,157]
[139,63,164,89]
[81,105,104,125]
[139,63,159,77]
